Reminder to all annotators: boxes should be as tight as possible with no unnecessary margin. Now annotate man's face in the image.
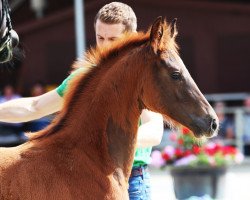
[95,19,125,47]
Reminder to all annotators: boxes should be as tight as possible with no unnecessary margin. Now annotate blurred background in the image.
[0,0,250,199]
[1,0,250,95]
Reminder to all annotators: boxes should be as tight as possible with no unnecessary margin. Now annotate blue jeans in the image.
[128,166,151,200]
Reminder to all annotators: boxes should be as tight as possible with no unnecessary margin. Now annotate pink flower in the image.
[234,152,244,164]
[208,157,216,166]
[169,133,177,141]
[150,127,244,168]
[163,146,175,158]
[174,155,197,166]
[178,138,184,145]
[150,150,165,168]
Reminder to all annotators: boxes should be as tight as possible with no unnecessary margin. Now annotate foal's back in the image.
[0,141,129,200]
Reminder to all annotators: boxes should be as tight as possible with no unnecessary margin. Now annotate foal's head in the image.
[140,17,218,138]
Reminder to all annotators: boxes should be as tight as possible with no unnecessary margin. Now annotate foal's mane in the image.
[29,20,177,141]
[79,32,149,70]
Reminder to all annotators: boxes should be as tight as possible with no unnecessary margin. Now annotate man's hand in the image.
[136,109,164,148]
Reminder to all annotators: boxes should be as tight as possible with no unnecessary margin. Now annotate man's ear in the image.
[150,16,164,54]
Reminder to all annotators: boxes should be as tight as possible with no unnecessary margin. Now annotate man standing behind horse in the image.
[0,2,163,199]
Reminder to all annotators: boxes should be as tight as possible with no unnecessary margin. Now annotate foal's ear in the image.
[150,16,164,54]
[170,18,178,38]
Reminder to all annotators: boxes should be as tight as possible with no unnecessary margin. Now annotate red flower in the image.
[204,146,216,156]
[182,127,190,135]
[175,148,183,158]
[183,150,192,157]
[192,145,201,155]
[151,125,243,168]
[178,138,184,145]
[214,143,223,152]
[162,152,171,161]
[222,146,237,155]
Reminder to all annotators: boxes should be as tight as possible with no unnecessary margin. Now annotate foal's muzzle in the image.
[191,115,219,138]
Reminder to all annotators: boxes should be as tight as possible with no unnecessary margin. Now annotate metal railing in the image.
[204,92,250,155]
[221,107,248,154]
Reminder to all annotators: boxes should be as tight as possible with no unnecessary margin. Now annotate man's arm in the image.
[136,109,164,148]
[0,89,63,123]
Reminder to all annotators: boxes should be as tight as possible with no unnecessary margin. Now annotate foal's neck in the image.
[61,50,145,178]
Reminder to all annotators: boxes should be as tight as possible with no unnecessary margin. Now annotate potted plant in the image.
[151,127,244,200]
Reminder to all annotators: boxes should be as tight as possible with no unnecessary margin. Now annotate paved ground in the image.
[149,163,250,200]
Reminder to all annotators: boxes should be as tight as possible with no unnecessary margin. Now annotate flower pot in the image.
[170,166,227,200]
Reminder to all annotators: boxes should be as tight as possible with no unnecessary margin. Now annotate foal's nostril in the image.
[210,118,218,132]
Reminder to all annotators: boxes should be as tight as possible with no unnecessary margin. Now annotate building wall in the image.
[130,0,250,93]
[16,9,76,93]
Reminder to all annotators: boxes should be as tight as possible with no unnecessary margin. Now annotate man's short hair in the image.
[94,2,137,32]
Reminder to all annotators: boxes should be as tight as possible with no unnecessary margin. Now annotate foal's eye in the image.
[171,72,182,80]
